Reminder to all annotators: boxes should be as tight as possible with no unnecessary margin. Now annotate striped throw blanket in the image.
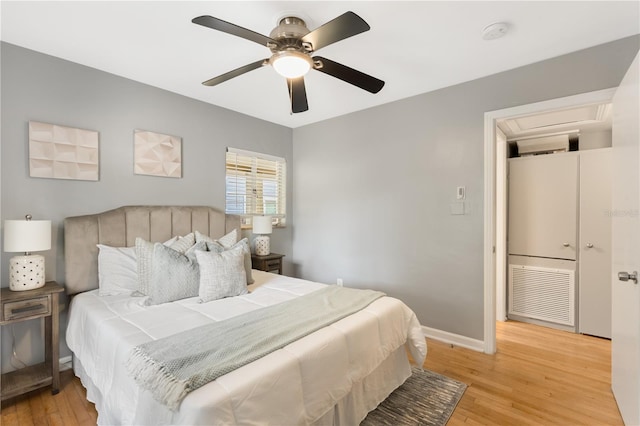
[126,285,384,410]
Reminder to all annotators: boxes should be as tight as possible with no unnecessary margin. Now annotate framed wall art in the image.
[134,130,182,178]
[29,121,99,181]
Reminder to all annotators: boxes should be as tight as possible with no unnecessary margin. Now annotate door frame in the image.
[483,87,617,354]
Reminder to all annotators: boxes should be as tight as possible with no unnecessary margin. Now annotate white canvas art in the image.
[134,130,182,178]
[29,121,99,181]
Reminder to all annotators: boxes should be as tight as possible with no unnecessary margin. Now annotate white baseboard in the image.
[422,326,485,352]
[59,355,73,371]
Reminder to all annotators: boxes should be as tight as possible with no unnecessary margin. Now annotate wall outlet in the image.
[337,278,343,287]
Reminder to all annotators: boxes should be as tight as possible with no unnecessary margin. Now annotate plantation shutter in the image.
[225,148,286,227]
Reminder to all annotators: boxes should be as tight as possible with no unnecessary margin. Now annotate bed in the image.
[64,206,427,425]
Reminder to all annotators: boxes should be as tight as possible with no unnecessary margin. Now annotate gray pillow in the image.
[194,229,237,248]
[196,245,248,303]
[206,238,254,284]
[134,233,195,296]
[169,232,196,252]
[145,241,206,306]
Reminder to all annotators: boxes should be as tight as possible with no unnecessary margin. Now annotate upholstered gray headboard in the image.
[64,205,241,295]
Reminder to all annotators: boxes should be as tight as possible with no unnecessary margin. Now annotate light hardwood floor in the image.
[0,367,97,426]
[426,321,622,425]
[1,320,622,425]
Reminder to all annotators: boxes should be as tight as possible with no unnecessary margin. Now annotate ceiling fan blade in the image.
[287,77,309,113]
[202,59,267,87]
[301,11,370,52]
[313,57,384,94]
[192,15,278,48]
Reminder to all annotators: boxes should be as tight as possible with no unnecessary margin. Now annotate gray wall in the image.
[2,35,638,373]
[0,42,293,372]
[291,36,640,341]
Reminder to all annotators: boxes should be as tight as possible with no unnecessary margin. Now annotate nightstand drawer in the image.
[265,260,282,270]
[3,296,51,321]
[251,253,285,275]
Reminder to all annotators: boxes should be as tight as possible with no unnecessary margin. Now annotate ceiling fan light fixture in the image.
[270,51,313,78]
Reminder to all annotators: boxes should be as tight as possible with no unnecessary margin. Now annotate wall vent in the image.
[508,264,575,326]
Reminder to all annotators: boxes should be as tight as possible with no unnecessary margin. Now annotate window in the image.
[225,148,286,228]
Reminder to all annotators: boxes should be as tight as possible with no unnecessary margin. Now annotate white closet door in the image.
[611,52,640,425]
[508,153,578,260]
[579,148,612,338]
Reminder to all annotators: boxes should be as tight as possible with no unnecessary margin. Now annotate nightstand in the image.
[0,281,64,401]
[251,253,285,275]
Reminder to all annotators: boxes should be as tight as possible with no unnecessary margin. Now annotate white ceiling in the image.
[1,1,639,128]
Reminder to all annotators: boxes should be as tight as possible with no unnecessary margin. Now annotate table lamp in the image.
[4,214,51,291]
[253,216,272,256]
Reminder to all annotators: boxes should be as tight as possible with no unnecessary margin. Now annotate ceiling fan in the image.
[192,11,385,113]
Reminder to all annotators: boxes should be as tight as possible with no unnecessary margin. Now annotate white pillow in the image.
[97,235,180,297]
[97,245,137,296]
[196,245,248,303]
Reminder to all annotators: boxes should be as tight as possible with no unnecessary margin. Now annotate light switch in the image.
[457,186,465,200]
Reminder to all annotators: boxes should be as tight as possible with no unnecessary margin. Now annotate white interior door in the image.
[508,153,578,260]
[579,149,612,338]
[611,51,640,426]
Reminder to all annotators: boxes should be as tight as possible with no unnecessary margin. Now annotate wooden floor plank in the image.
[64,378,91,424]
[424,320,623,425]
[47,412,65,426]
[38,387,56,417]
[15,395,35,426]
[0,320,624,425]
[1,412,20,426]
[27,391,46,424]
[51,393,78,426]
[70,374,97,423]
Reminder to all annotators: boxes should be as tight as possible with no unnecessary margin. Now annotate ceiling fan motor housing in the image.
[269,17,312,52]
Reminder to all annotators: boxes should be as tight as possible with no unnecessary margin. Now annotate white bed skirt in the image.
[74,346,412,425]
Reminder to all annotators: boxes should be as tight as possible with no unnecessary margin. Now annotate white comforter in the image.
[66,271,427,425]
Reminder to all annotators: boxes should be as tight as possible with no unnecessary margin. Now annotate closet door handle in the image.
[562,242,570,247]
[618,271,638,284]
[586,243,594,248]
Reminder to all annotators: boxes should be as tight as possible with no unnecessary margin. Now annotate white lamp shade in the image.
[252,216,273,235]
[4,219,51,253]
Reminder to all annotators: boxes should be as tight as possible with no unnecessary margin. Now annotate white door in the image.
[508,153,578,260]
[579,149,612,338]
[611,51,640,425]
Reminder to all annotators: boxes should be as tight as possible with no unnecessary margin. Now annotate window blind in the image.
[225,148,286,227]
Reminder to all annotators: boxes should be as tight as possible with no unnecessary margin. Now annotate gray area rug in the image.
[361,367,467,426]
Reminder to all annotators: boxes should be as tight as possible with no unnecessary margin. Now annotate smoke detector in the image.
[482,22,509,40]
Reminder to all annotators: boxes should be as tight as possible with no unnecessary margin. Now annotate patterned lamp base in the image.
[9,254,46,291]
[255,235,271,256]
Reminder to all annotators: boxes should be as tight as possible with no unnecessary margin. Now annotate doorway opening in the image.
[483,87,617,354]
